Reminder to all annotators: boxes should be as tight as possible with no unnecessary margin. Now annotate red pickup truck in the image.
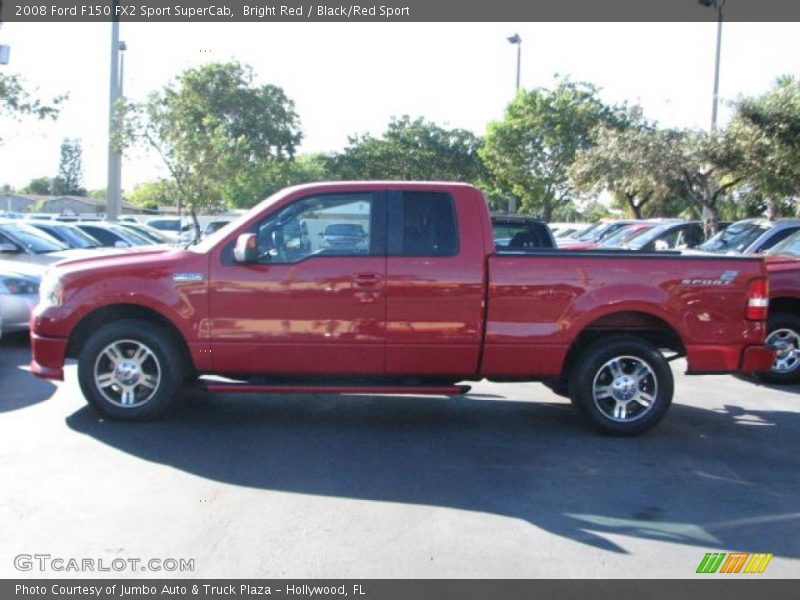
[762,254,800,384]
[30,182,774,435]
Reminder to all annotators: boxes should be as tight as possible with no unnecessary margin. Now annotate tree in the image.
[329,115,485,183]
[730,76,800,218]
[0,73,66,145]
[127,179,179,210]
[653,128,746,237]
[22,177,54,195]
[119,61,302,232]
[53,138,86,196]
[481,79,625,220]
[571,111,685,219]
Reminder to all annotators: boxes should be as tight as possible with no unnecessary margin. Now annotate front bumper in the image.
[30,333,67,381]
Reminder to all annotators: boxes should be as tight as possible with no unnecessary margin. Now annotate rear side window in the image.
[81,226,115,246]
[389,192,458,257]
[758,227,800,252]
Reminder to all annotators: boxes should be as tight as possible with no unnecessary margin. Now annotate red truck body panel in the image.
[766,255,800,302]
[31,182,771,384]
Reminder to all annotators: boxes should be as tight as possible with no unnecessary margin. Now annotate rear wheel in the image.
[77,319,186,420]
[760,313,800,384]
[568,336,673,436]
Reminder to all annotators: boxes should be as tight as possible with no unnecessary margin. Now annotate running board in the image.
[203,383,471,396]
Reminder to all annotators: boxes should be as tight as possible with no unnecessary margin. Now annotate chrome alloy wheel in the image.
[592,355,658,423]
[767,328,800,375]
[93,339,162,408]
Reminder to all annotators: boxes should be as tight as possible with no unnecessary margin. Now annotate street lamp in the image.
[106,9,126,221]
[698,0,726,132]
[507,33,521,93]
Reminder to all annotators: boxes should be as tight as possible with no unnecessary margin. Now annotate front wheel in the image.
[568,336,674,436]
[77,319,186,420]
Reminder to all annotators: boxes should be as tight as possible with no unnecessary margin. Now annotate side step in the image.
[203,383,472,396]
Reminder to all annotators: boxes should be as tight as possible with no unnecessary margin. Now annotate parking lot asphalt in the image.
[0,332,798,578]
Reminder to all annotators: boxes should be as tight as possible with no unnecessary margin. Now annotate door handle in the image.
[352,273,381,288]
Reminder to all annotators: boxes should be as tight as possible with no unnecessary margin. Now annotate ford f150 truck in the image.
[30,182,775,435]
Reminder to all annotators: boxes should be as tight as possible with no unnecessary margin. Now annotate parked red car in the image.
[31,182,774,435]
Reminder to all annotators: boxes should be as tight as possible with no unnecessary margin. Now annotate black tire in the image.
[568,336,673,436]
[542,377,570,398]
[77,319,186,420]
[758,312,800,385]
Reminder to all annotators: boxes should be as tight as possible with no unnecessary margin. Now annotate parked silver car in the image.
[0,260,44,334]
[0,219,96,266]
[697,218,800,255]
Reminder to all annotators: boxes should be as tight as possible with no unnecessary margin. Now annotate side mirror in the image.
[0,242,19,253]
[114,241,130,248]
[233,233,258,264]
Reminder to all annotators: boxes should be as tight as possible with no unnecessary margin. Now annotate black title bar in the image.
[2,0,800,22]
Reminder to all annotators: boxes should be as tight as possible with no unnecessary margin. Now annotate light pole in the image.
[106,1,125,222]
[507,33,521,93]
[699,0,725,132]
[506,34,522,213]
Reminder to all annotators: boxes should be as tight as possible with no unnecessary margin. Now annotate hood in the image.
[48,246,174,271]
[0,259,46,280]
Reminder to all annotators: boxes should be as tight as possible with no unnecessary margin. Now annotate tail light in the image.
[746,278,769,321]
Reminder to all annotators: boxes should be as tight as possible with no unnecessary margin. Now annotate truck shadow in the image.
[66,391,800,558]
[0,332,56,413]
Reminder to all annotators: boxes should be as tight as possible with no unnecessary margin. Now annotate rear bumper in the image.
[30,333,67,381]
[740,344,778,373]
[686,344,776,375]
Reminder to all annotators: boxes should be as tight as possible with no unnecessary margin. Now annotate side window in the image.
[0,232,18,249]
[758,227,800,252]
[84,227,113,246]
[256,193,374,264]
[390,192,458,257]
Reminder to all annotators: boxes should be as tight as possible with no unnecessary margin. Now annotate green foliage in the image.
[330,115,485,183]
[730,75,800,217]
[0,73,66,145]
[22,176,54,195]
[118,61,302,216]
[127,179,179,210]
[481,79,626,220]
[54,138,86,196]
[571,109,689,219]
[655,128,746,236]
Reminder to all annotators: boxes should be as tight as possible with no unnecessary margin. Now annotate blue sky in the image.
[0,22,798,192]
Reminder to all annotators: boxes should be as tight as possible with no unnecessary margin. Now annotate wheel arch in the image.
[770,296,800,318]
[66,304,195,373]
[560,310,685,380]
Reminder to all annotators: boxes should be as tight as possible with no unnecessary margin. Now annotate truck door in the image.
[208,191,387,375]
[385,190,485,377]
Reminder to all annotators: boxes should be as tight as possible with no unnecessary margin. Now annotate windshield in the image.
[0,222,68,253]
[325,223,364,236]
[575,222,605,241]
[190,189,291,254]
[698,221,769,253]
[109,225,152,246]
[767,230,800,258]
[598,224,652,247]
[53,225,101,248]
[625,224,672,249]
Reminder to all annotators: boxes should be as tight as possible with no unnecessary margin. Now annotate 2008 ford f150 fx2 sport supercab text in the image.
[30,182,775,435]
